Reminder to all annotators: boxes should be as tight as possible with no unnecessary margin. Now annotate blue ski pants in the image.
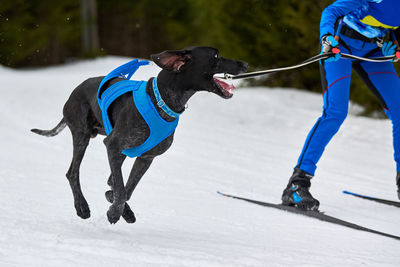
[296,34,400,175]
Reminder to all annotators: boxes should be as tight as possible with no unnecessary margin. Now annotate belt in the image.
[340,25,382,44]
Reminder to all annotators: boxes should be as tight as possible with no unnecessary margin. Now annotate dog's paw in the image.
[107,203,124,224]
[74,199,90,219]
[105,190,113,203]
[122,203,136,223]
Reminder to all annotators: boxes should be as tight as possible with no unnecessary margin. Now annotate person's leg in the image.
[296,58,353,175]
[282,58,353,210]
[354,58,400,198]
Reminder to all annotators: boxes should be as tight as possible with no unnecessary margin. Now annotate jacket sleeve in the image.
[320,0,367,40]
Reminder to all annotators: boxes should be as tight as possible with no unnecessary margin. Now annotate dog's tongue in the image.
[214,78,235,92]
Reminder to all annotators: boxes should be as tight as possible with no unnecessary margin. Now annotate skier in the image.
[282,0,400,210]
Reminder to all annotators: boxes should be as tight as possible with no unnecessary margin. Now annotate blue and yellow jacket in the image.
[320,0,400,39]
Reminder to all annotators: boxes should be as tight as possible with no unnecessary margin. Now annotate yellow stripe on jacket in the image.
[360,15,399,29]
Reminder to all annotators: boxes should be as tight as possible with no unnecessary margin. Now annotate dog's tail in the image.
[31,118,67,137]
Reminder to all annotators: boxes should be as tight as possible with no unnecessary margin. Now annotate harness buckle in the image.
[376,38,384,48]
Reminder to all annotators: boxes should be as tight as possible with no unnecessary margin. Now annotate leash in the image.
[217,52,396,81]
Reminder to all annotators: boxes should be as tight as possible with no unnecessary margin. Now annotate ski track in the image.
[0,57,399,266]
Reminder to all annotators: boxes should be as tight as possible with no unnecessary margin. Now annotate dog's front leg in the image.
[104,137,127,224]
[126,156,154,201]
[123,156,154,223]
[105,156,154,224]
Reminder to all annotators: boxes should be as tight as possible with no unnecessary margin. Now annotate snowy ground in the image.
[1,57,399,266]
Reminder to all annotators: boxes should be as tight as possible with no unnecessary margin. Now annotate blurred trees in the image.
[81,0,99,56]
[0,0,80,66]
[0,0,392,114]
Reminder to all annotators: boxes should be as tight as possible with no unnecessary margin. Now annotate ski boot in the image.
[396,172,400,200]
[282,168,320,211]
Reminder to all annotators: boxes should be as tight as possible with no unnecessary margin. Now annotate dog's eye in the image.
[214,54,219,59]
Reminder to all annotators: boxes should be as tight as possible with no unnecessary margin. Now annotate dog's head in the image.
[151,46,248,99]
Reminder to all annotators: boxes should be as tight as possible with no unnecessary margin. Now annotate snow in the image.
[0,56,399,266]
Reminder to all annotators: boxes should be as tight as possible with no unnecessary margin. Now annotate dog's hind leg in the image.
[66,131,91,219]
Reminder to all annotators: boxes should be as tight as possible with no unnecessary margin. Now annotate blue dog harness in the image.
[98,59,181,158]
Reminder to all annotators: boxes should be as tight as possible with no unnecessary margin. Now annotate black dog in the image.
[32,46,248,224]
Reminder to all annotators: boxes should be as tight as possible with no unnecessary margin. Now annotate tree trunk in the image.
[81,0,99,56]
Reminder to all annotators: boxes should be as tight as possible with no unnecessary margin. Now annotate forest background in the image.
[1,0,396,114]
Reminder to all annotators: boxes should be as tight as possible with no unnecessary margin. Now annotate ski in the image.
[343,190,400,208]
[217,191,400,241]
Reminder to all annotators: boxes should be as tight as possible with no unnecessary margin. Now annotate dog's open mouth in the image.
[213,77,235,98]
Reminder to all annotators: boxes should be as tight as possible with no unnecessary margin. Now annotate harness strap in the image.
[99,80,145,135]
[122,80,179,157]
[340,24,382,44]
[98,59,149,100]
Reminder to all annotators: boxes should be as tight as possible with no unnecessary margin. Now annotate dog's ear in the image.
[151,50,192,72]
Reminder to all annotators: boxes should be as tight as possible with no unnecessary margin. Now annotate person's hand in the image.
[382,41,396,56]
[382,41,400,62]
[321,35,341,62]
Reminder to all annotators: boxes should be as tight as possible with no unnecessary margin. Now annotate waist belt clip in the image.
[376,38,384,48]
